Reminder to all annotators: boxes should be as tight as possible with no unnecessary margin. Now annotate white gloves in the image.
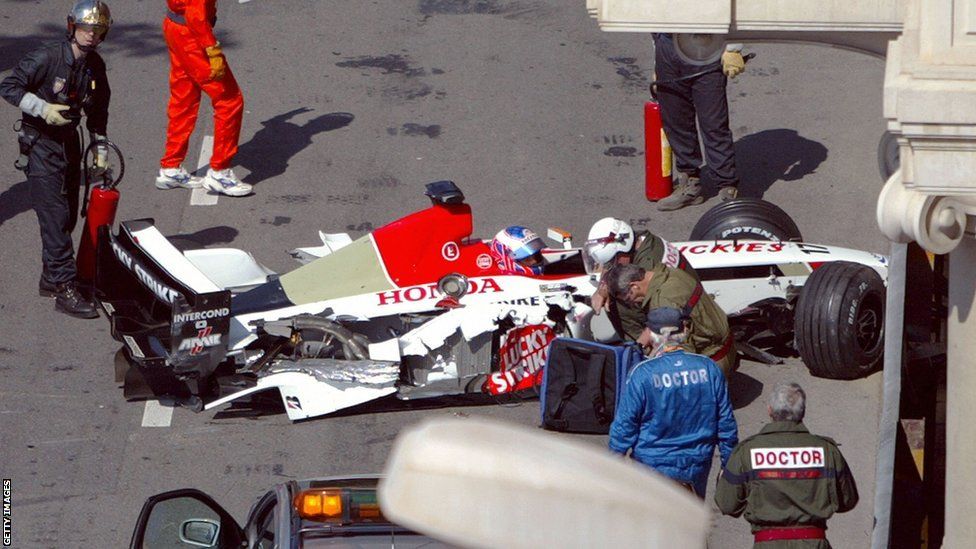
[19,92,73,126]
[42,103,72,126]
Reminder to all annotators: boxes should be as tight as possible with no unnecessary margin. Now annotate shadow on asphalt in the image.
[0,22,206,72]
[0,34,43,73]
[720,128,829,199]
[728,369,763,410]
[166,226,240,248]
[0,179,30,227]
[236,110,354,186]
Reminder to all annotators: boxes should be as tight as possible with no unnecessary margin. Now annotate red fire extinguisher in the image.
[644,100,672,201]
[645,52,755,201]
[77,138,124,282]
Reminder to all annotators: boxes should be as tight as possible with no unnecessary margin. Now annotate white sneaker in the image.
[155,166,203,190]
[203,168,253,197]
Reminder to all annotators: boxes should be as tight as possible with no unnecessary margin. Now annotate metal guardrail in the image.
[871,242,907,548]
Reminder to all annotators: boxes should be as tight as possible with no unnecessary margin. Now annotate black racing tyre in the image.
[794,261,885,379]
[877,130,900,181]
[689,198,802,242]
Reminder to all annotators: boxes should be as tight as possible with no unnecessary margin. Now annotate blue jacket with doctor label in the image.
[609,350,738,480]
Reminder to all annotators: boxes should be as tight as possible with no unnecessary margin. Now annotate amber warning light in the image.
[296,490,343,520]
[294,488,384,523]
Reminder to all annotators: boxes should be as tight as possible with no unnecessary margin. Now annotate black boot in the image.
[39,278,58,298]
[54,281,99,319]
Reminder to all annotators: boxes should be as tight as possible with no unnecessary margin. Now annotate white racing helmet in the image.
[490,225,547,276]
[583,217,635,274]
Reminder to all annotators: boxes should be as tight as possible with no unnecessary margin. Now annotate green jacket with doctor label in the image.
[608,231,698,343]
[714,421,859,548]
[632,264,734,376]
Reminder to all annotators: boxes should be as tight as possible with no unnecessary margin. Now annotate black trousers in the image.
[653,34,739,188]
[25,129,82,285]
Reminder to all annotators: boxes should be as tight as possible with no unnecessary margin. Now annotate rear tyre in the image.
[794,261,885,379]
[690,198,802,242]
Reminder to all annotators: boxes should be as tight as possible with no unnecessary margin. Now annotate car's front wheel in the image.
[794,261,885,379]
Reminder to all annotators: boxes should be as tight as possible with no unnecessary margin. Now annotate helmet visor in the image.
[583,241,610,274]
[510,237,545,262]
[75,23,109,36]
[521,251,544,268]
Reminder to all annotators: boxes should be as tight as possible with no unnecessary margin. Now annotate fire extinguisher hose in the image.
[81,137,125,218]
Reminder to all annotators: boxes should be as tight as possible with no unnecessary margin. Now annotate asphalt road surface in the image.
[0,1,887,547]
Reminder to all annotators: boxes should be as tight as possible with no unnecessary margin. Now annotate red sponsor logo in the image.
[377,277,503,305]
[678,242,785,255]
[442,241,460,261]
[193,326,212,354]
[176,325,217,355]
[476,253,493,270]
[483,324,555,395]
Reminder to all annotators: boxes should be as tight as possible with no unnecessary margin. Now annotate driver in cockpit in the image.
[489,225,547,276]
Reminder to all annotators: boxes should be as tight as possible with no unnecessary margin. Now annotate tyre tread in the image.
[795,261,885,379]
[690,198,802,242]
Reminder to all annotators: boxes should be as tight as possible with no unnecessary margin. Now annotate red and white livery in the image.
[95,181,887,421]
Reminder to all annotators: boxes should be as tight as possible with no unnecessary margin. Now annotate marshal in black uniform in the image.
[0,1,113,318]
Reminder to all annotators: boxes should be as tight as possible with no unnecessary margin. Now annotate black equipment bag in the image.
[540,338,641,434]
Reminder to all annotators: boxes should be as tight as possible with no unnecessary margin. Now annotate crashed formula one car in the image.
[95,181,887,421]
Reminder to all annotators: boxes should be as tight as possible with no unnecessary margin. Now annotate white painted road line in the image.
[141,400,174,427]
[190,135,218,206]
[36,437,97,445]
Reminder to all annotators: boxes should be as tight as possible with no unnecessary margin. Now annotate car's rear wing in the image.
[94,219,232,380]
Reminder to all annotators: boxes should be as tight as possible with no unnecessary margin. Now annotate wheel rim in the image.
[855,293,884,360]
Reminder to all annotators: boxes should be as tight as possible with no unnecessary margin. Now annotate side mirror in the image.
[129,489,244,549]
[180,519,220,547]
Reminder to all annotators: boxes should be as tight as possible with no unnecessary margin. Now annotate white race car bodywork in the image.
[175,233,886,420]
[97,189,888,422]
[672,239,888,313]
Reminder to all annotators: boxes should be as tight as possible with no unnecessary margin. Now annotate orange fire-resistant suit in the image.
[161,0,243,171]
